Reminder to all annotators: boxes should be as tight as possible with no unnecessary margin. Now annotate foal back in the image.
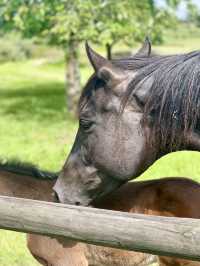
[95,177,200,266]
[95,177,200,218]
[0,169,154,266]
[28,176,200,266]
[0,170,54,201]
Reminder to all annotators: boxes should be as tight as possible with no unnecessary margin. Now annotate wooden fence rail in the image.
[0,195,200,261]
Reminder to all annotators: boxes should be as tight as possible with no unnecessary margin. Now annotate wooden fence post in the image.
[0,195,200,261]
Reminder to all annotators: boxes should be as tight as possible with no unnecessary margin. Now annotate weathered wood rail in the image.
[0,195,200,261]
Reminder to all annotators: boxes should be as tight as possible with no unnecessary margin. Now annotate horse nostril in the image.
[75,201,81,206]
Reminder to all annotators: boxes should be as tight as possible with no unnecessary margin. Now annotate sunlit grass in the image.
[0,59,78,266]
[0,60,78,171]
[139,151,200,182]
[0,231,38,266]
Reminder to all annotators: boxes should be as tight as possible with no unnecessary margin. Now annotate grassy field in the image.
[1,27,200,265]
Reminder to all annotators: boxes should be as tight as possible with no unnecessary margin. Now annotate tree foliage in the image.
[1,0,182,47]
[187,1,200,26]
[0,0,184,115]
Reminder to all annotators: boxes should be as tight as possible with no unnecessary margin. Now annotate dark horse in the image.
[54,38,200,206]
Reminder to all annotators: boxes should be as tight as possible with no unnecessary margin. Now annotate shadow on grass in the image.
[0,81,76,123]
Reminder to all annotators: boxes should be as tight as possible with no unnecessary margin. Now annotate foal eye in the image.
[79,119,94,131]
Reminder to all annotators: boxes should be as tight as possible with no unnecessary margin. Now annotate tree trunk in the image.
[106,43,112,60]
[65,41,80,117]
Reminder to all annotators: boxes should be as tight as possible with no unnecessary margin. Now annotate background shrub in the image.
[0,32,36,62]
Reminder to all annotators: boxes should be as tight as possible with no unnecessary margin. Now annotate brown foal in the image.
[0,168,199,266]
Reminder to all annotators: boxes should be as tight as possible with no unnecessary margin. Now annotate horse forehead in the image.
[80,87,111,113]
[93,79,131,111]
[80,75,133,114]
[96,90,123,112]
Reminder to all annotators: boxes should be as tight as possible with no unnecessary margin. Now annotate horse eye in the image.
[79,119,93,131]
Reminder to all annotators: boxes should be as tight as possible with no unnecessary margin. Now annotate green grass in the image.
[0,231,37,266]
[0,60,77,171]
[155,23,200,54]
[1,28,200,265]
[139,151,200,182]
[0,59,78,266]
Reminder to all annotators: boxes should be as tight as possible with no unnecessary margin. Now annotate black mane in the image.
[0,159,58,180]
[120,50,200,152]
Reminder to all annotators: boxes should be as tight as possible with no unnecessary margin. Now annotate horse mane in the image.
[118,51,200,153]
[0,158,58,180]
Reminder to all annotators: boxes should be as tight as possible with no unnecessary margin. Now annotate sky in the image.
[156,0,200,19]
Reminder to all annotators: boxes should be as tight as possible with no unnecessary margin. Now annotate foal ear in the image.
[85,42,126,85]
[135,37,151,57]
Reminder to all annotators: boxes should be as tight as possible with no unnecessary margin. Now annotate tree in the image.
[1,0,184,116]
[40,1,155,112]
[1,0,96,115]
[90,1,152,59]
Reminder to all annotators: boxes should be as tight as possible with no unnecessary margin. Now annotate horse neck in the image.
[0,170,55,201]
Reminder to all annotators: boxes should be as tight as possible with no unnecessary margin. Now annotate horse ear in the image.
[85,42,126,85]
[135,37,151,57]
[85,41,108,72]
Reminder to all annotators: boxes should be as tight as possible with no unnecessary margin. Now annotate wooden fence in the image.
[0,195,200,261]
